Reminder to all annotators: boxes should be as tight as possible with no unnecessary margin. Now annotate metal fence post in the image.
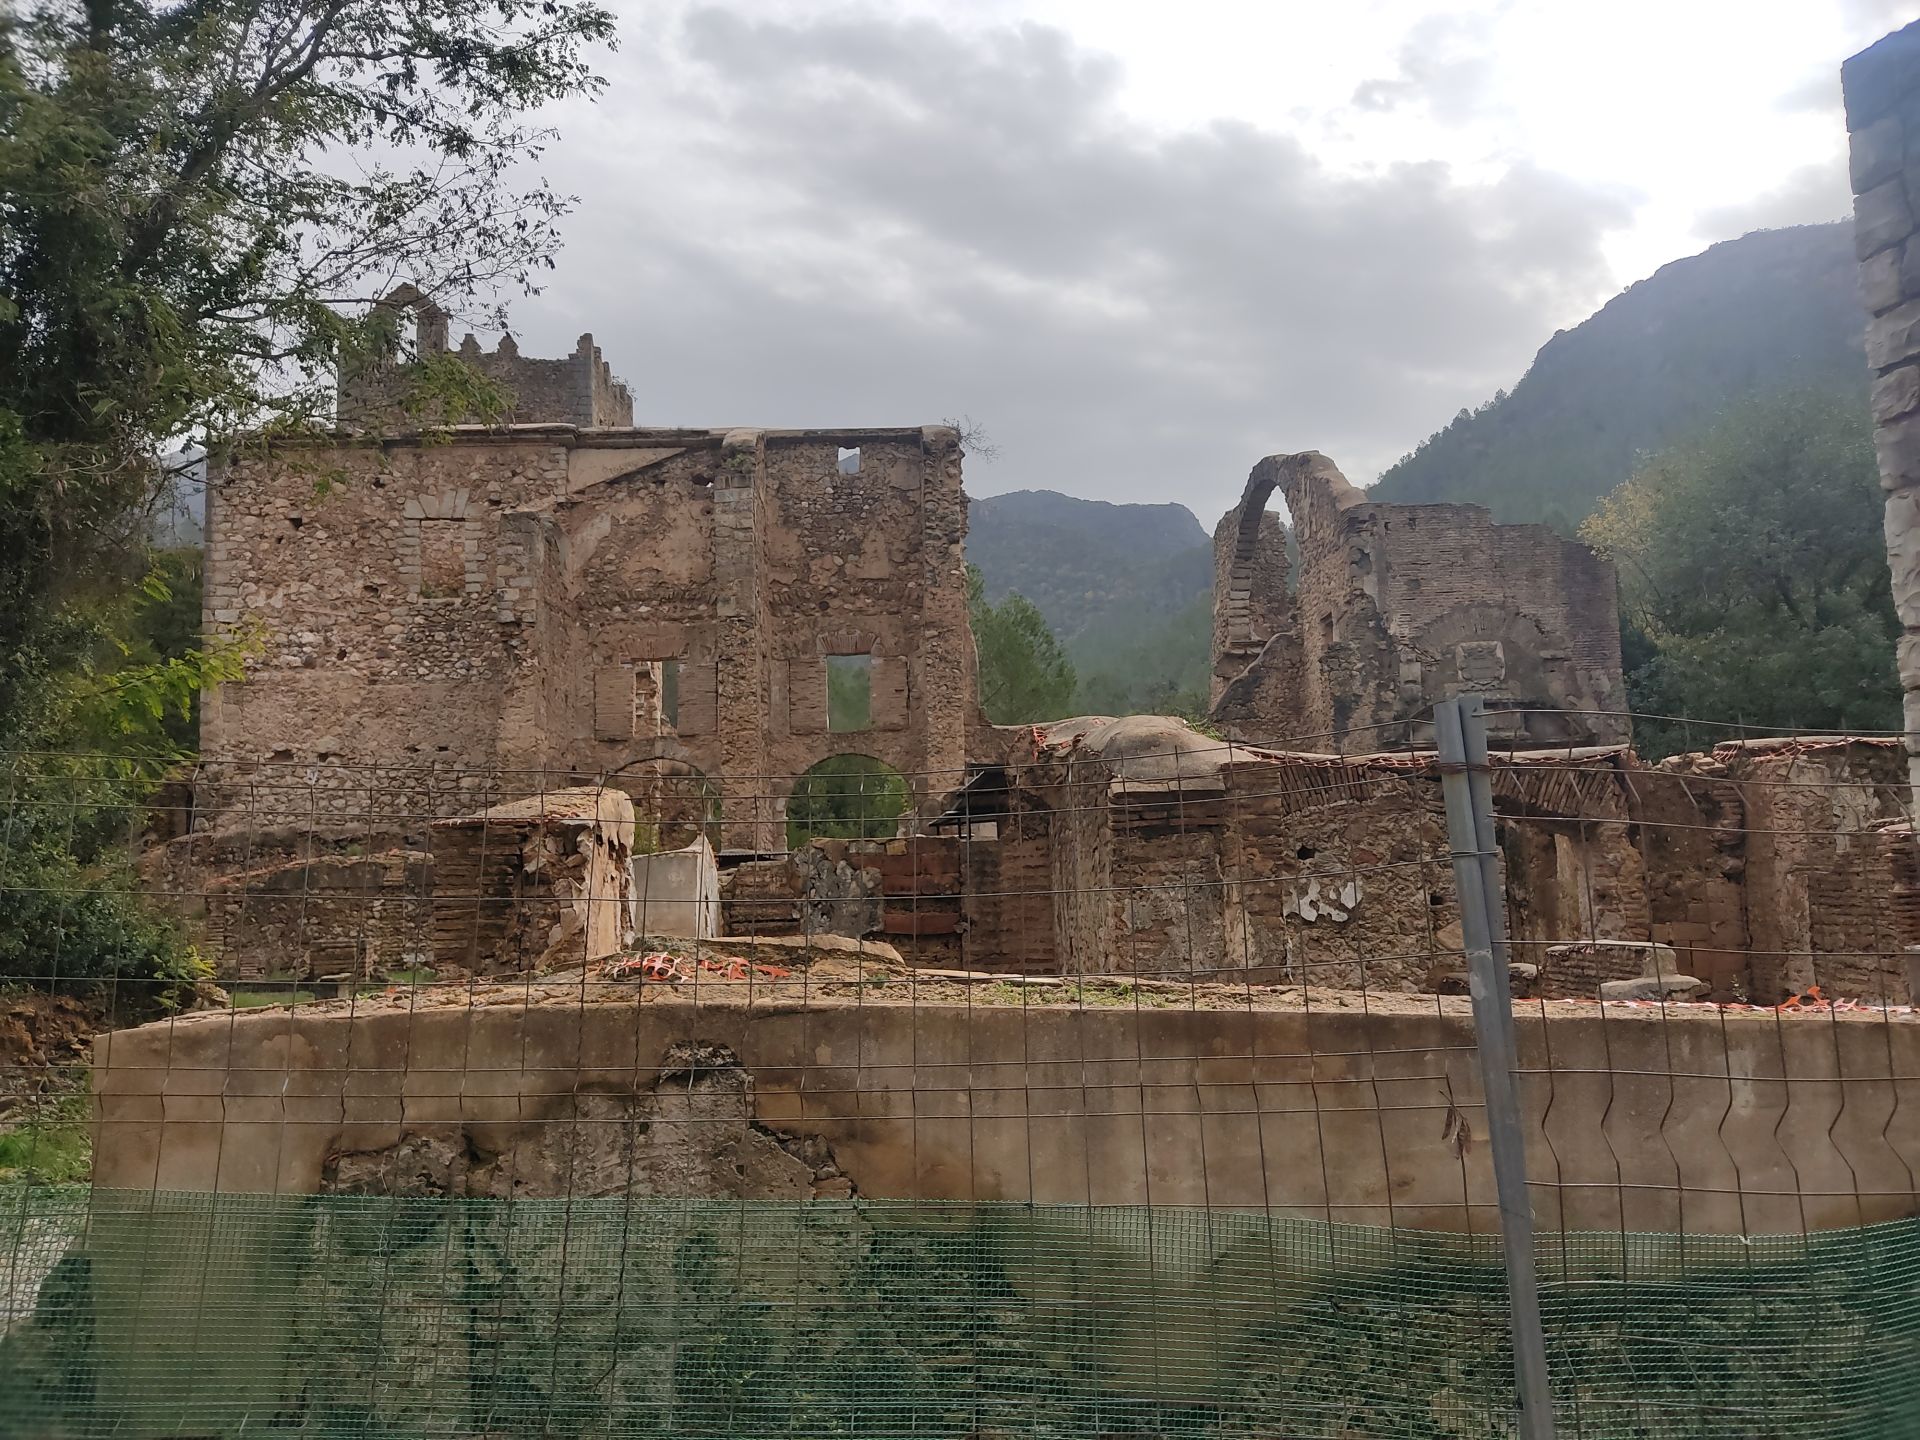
[1434,694,1557,1439]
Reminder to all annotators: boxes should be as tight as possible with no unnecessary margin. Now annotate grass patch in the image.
[229,988,317,1009]
[0,1091,92,1184]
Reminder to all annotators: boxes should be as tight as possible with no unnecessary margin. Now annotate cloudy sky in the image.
[493,0,1919,521]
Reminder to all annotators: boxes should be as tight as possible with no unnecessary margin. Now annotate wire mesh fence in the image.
[0,703,1916,1437]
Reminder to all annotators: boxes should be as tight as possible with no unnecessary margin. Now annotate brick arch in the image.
[1221,457,1285,649]
[610,754,722,852]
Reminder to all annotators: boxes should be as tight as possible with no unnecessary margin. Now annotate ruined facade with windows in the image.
[198,322,973,852]
[1210,451,1629,750]
[161,312,1914,1007]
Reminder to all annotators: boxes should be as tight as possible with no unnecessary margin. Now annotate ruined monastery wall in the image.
[1211,452,1627,750]
[201,425,974,846]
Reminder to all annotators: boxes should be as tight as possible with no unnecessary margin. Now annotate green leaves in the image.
[1582,389,1899,753]
[0,0,614,740]
[0,0,616,994]
[967,565,1078,725]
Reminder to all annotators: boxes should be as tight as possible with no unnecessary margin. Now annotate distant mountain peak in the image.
[1368,222,1865,529]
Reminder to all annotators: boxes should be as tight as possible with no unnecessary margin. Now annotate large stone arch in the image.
[779,753,917,850]
[1217,456,1286,652]
[609,754,723,853]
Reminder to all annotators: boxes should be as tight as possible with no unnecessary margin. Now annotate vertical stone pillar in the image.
[1845,20,1920,809]
[917,425,973,808]
[713,428,775,849]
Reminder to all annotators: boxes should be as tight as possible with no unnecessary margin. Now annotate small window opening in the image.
[660,658,681,729]
[837,446,861,475]
[1296,845,1317,861]
[630,660,681,735]
[827,654,872,733]
[418,518,465,597]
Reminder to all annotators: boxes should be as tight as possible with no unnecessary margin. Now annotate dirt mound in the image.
[0,992,102,1116]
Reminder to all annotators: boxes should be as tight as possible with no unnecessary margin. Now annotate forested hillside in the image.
[967,490,1213,640]
[1370,224,1866,529]
[967,490,1215,714]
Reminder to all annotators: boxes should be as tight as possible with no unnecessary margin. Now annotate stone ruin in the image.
[940,719,1917,1003]
[430,787,637,973]
[146,305,1917,1008]
[337,284,634,430]
[1210,451,1628,750]
[197,385,973,854]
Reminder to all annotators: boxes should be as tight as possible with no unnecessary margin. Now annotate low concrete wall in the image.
[77,992,1920,1436]
[93,993,1920,1236]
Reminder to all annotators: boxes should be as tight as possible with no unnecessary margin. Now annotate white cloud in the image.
[507,5,1630,521]
[1695,162,1854,238]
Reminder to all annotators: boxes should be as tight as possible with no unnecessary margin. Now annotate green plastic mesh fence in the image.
[0,1188,1914,1439]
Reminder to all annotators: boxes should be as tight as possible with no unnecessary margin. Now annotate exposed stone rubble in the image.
[429,786,637,974]
[1209,451,1627,750]
[322,1042,852,1200]
[200,849,431,982]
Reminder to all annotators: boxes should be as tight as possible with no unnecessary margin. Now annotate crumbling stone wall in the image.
[202,418,973,849]
[1731,742,1910,1002]
[1222,762,1456,989]
[1845,23,1920,812]
[429,789,635,974]
[959,819,1058,971]
[1112,826,1234,976]
[1630,756,1752,997]
[1049,766,1118,973]
[1496,758,1652,972]
[1210,452,1627,751]
[336,286,633,429]
[1210,475,1297,710]
[203,850,432,982]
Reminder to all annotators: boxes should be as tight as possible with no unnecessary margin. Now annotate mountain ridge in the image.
[1368,223,1866,527]
[965,488,1215,712]
[966,489,1211,643]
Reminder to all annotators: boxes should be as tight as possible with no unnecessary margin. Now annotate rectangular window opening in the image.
[836,446,861,475]
[630,658,683,735]
[418,519,465,597]
[826,654,872,733]
[660,658,680,729]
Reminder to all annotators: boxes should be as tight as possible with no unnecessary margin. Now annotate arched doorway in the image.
[618,757,721,852]
[786,754,912,848]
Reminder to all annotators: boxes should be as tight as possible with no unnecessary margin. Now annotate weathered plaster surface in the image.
[93,992,1920,1236]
